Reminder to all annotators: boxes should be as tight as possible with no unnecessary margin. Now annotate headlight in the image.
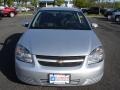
[15,44,33,63]
[87,46,104,65]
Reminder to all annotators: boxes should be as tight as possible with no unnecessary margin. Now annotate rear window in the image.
[30,10,91,30]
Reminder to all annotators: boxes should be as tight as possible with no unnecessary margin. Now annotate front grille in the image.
[38,61,83,67]
[36,55,85,67]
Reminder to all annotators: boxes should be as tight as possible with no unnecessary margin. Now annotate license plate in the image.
[49,74,70,84]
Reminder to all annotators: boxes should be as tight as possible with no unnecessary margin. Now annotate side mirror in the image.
[91,23,98,28]
[23,22,29,27]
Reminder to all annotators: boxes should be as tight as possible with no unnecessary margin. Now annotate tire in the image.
[107,15,111,20]
[0,16,1,20]
[9,12,15,17]
[115,16,120,23]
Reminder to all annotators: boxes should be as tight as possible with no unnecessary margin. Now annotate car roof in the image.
[39,7,81,12]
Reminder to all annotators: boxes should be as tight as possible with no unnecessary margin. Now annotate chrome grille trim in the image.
[37,59,84,63]
[36,55,85,60]
[36,55,85,67]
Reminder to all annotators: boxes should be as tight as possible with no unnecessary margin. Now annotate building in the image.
[39,0,73,7]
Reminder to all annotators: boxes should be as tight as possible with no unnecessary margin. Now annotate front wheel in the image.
[9,12,15,17]
[107,15,111,20]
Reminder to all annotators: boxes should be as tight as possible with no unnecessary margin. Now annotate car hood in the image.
[19,29,101,56]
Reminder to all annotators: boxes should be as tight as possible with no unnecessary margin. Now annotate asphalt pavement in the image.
[0,15,120,90]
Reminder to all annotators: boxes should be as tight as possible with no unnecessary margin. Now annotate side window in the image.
[77,12,90,30]
[78,12,85,24]
[32,12,41,28]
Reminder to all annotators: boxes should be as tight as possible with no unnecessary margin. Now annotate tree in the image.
[0,0,2,5]
[7,0,13,7]
[55,0,64,6]
[31,0,37,7]
[73,0,82,7]
[114,2,120,8]
[73,0,96,8]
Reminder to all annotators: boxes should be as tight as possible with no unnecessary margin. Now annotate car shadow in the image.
[111,22,120,25]
[0,33,23,83]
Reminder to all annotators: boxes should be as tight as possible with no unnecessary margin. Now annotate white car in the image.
[16,7,30,12]
[0,6,5,10]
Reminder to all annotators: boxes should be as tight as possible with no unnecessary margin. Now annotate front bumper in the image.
[15,57,104,86]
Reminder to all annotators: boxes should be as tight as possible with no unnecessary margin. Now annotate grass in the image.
[17,11,33,16]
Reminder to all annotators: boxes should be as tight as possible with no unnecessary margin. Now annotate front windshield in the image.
[30,10,91,30]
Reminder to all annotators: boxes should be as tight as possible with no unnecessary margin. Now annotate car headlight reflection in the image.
[15,44,33,63]
[87,46,104,65]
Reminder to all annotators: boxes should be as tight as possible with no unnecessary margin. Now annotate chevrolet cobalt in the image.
[15,7,104,86]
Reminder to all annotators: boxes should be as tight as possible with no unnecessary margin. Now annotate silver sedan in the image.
[15,7,104,86]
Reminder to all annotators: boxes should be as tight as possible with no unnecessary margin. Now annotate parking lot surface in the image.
[0,16,120,90]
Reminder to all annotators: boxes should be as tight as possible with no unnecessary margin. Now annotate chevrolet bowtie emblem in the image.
[57,60,64,64]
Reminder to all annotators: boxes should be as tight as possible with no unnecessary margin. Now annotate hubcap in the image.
[108,15,111,20]
[10,13,15,17]
[116,17,120,22]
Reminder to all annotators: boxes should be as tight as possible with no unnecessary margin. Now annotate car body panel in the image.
[16,58,104,86]
[18,29,101,56]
